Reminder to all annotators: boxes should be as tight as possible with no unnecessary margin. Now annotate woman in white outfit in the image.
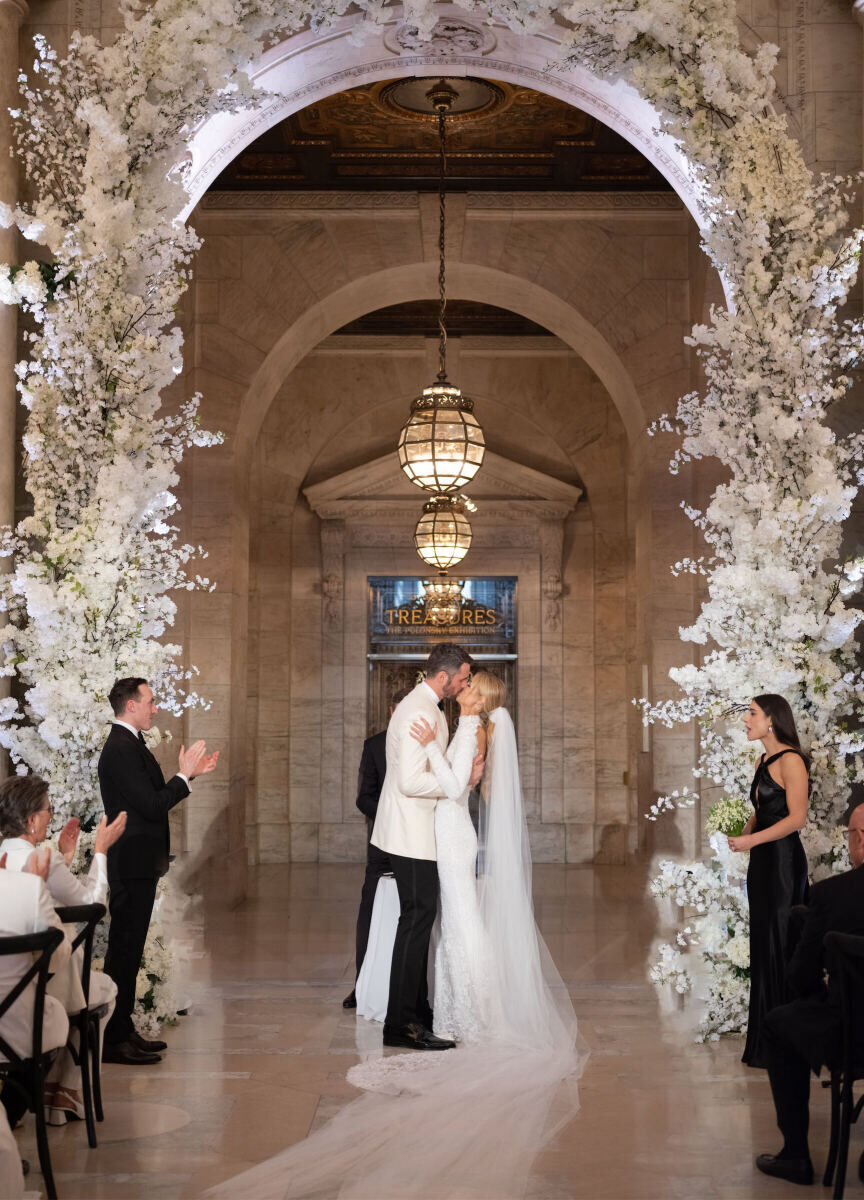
[0,860,71,1137]
[0,775,126,1124]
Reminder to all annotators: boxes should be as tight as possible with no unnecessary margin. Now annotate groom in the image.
[371,642,477,1050]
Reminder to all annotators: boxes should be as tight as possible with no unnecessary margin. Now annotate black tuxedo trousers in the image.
[104,876,158,1044]
[386,852,438,1029]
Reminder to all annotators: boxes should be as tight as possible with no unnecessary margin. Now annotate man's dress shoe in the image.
[755,1154,814,1185]
[342,990,357,1009]
[382,1022,455,1051]
[130,1028,167,1053]
[102,1039,162,1065]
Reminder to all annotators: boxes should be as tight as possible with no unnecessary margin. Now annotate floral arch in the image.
[1,0,863,1036]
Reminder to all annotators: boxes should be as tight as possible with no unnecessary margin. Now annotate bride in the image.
[208,671,585,1199]
[410,670,573,1051]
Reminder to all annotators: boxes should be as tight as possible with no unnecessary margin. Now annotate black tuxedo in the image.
[353,731,391,979]
[763,865,864,1157]
[98,723,190,1043]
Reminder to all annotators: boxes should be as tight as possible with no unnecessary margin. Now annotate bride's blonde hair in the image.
[471,670,508,724]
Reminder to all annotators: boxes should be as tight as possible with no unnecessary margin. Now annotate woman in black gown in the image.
[728,694,809,1068]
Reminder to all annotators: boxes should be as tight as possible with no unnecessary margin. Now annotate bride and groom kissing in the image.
[370,641,572,1054]
[208,643,584,1199]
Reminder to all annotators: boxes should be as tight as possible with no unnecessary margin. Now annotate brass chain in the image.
[437,105,447,383]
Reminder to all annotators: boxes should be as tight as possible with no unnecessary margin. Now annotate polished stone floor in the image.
[17,863,838,1198]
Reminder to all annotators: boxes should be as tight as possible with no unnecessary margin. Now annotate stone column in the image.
[539,516,565,836]
[0,0,26,536]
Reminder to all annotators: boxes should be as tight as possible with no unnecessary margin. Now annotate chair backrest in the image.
[0,927,64,1067]
[824,932,864,1076]
[54,903,106,1010]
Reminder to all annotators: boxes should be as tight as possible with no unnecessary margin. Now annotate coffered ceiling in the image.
[211,77,673,193]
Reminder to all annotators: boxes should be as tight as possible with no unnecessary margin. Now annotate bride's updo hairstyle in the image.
[471,670,508,726]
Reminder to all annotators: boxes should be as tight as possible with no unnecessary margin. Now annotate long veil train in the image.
[206,707,587,1199]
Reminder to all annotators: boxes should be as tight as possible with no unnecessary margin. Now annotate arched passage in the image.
[183,6,704,230]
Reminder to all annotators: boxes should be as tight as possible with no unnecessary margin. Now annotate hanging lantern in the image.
[398,384,485,493]
[414,496,472,570]
[397,80,486,494]
[422,574,465,625]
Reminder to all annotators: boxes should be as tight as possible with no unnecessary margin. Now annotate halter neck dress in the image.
[741,748,809,1068]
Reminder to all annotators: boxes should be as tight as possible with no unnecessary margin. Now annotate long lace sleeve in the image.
[425,716,480,801]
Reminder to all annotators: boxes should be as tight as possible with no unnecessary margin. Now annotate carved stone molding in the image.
[314,499,576,522]
[540,519,565,632]
[201,191,420,211]
[304,450,583,513]
[320,520,345,626]
[189,52,694,204]
[201,189,681,214]
[466,192,683,211]
[383,18,497,58]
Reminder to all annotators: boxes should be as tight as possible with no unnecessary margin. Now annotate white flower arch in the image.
[1,0,863,1036]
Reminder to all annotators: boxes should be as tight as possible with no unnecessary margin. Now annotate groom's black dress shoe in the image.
[130,1028,167,1053]
[382,1022,455,1051]
[342,990,357,1009]
[755,1154,813,1185]
[102,1039,162,1065]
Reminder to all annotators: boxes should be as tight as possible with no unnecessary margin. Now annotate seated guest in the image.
[0,1106,22,1200]
[0,851,71,1133]
[755,801,864,1186]
[0,774,126,1123]
[343,686,412,1010]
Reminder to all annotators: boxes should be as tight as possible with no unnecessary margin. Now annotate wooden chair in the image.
[0,925,64,1200]
[54,903,108,1148]
[822,931,864,1199]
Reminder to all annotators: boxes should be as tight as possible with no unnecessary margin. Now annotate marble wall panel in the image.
[319,823,367,863]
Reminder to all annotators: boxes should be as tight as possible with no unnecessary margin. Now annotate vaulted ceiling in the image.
[211,76,673,194]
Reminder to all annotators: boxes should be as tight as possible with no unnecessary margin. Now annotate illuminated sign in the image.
[383,603,499,629]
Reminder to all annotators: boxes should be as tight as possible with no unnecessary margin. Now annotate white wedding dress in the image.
[425,713,492,1043]
[207,707,587,1200]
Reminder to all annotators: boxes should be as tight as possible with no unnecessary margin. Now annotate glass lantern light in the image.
[414,496,472,571]
[422,574,465,625]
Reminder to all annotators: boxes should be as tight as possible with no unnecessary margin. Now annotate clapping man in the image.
[99,677,219,1065]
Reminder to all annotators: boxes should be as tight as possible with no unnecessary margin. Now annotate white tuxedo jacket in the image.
[0,870,70,1062]
[371,682,479,860]
[371,682,449,861]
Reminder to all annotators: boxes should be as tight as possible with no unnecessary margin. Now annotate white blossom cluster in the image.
[3,0,862,1033]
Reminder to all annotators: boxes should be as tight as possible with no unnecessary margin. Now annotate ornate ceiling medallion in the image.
[378,77,507,124]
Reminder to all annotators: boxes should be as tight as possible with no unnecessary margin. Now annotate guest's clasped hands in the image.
[178,739,220,780]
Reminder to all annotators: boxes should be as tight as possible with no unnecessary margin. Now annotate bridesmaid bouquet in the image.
[706,797,753,839]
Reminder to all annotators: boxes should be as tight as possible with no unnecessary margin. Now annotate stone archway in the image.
[184,7,702,228]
